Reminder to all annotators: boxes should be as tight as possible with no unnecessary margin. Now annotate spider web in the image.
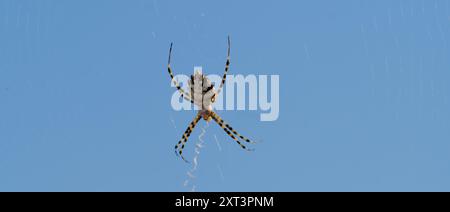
[183,122,209,191]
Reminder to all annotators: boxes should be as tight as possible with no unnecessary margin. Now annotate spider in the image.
[167,36,256,162]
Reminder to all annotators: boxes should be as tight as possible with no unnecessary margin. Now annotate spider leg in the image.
[211,111,257,144]
[174,112,202,162]
[210,112,254,151]
[168,43,194,104]
[216,36,231,96]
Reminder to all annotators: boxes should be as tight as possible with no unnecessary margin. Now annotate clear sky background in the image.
[1,0,449,191]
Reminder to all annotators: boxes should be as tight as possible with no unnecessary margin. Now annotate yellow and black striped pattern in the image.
[216,36,231,95]
[210,111,255,151]
[168,43,194,104]
[174,112,202,162]
[211,111,256,144]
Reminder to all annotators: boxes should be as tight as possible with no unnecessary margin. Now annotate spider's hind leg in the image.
[167,43,194,104]
[216,36,231,95]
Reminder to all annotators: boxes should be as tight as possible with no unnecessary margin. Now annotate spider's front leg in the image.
[210,111,256,151]
[174,112,202,162]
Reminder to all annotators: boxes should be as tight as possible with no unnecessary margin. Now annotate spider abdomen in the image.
[189,71,216,111]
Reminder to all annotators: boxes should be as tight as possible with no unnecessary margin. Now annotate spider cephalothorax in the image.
[167,36,256,162]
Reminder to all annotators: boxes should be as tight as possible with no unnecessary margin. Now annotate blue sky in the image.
[1,0,449,191]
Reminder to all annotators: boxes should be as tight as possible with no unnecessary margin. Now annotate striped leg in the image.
[174,112,202,162]
[210,113,254,151]
[215,36,231,95]
[211,111,256,144]
[168,43,194,104]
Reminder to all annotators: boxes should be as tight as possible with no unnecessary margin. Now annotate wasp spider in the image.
[167,36,256,162]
